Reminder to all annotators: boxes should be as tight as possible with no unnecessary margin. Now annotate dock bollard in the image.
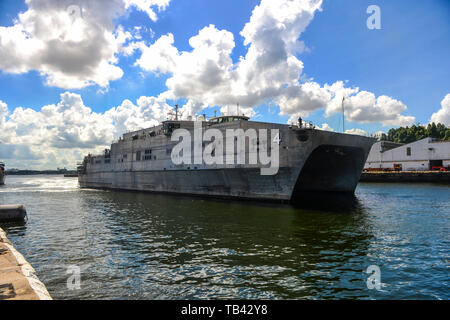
[0,205,28,223]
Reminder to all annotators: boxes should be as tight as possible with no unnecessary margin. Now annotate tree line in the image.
[379,123,450,144]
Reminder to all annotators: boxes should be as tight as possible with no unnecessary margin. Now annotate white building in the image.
[365,137,450,171]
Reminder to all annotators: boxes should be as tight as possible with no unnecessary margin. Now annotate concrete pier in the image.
[0,228,51,300]
[360,171,450,183]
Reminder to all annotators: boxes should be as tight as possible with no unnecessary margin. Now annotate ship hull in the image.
[79,123,374,203]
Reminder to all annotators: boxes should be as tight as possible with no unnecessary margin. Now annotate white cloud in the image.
[164,25,236,105]
[136,0,324,115]
[0,0,421,169]
[0,0,170,89]
[277,82,332,123]
[317,123,334,131]
[430,94,450,126]
[0,92,173,169]
[106,94,172,134]
[324,81,415,126]
[135,0,414,127]
[124,0,170,21]
[373,131,385,139]
[345,128,368,136]
[0,100,8,127]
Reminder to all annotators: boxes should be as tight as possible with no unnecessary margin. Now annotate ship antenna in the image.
[341,96,345,133]
[237,102,240,116]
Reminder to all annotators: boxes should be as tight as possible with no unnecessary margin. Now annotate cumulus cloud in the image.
[317,123,334,131]
[0,0,170,89]
[135,33,179,73]
[0,92,172,169]
[2,92,115,150]
[105,94,172,134]
[0,100,8,127]
[345,128,368,136]
[430,94,450,126]
[124,0,170,21]
[316,123,369,136]
[0,0,419,169]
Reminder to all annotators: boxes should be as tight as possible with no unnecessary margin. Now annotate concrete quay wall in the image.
[0,228,51,300]
[360,171,450,183]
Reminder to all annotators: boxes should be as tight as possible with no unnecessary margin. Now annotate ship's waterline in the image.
[78,117,375,202]
[0,162,5,185]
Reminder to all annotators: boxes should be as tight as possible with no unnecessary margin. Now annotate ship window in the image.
[136,151,141,161]
[166,148,171,155]
[104,159,110,164]
[144,149,152,160]
[406,147,411,156]
[95,160,102,164]
[123,154,127,159]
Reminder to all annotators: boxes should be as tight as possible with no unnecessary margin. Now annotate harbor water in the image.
[0,175,448,299]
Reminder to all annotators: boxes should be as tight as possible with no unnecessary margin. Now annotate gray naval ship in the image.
[78,111,375,203]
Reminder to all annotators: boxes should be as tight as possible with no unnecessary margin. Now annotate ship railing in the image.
[289,119,315,129]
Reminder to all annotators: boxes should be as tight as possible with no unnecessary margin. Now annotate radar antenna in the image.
[167,104,180,120]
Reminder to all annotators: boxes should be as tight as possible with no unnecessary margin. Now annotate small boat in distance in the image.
[0,162,5,185]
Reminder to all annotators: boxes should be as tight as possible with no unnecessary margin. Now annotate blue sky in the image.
[0,0,449,168]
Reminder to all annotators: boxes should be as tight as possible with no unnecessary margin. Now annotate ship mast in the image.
[174,104,179,121]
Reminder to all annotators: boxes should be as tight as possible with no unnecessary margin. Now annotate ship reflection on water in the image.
[290,191,365,213]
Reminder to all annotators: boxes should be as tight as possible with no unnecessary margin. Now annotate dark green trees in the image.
[379,123,450,143]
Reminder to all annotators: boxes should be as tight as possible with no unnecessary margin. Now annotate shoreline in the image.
[0,227,52,300]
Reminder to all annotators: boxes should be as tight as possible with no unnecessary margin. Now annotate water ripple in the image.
[0,176,448,299]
